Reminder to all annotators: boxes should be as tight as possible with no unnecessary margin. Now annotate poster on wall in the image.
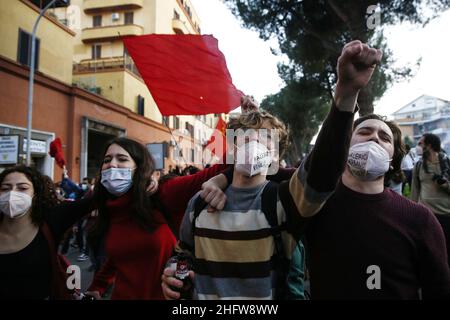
[0,135,19,165]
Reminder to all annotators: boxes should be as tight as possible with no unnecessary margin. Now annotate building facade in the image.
[54,0,223,171]
[0,0,226,181]
[392,95,450,153]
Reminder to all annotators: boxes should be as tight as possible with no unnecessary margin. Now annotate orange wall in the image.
[0,56,175,181]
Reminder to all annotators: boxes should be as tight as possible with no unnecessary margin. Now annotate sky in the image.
[190,0,285,106]
[190,0,450,117]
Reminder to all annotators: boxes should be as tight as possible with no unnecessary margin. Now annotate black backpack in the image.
[191,180,307,299]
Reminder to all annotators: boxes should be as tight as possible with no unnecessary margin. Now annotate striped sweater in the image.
[180,180,300,300]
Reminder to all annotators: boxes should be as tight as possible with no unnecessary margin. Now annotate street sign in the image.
[0,135,19,164]
[23,138,47,154]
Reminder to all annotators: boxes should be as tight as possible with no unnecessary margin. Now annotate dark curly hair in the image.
[0,165,61,225]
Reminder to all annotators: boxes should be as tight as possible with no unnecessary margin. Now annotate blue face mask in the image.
[101,167,135,196]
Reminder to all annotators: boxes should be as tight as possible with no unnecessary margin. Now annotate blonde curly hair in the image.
[227,111,290,158]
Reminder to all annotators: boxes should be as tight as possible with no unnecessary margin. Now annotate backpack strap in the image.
[265,180,311,300]
[187,195,209,254]
[261,181,283,254]
[278,180,310,241]
[438,152,450,178]
[261,180,289,299]
[415,160,422,190]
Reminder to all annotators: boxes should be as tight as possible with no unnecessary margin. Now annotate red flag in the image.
[123,34,244,116]
[205,117,227,159]
[49,138,66,168]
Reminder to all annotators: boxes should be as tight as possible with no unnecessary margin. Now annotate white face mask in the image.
[101,167,135,196]
[347,141,392,181]
[235,141,272,177]
[415,145,423,156]
[0,191,33,219]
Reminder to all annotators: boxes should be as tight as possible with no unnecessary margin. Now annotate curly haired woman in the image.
[0,165,94,299]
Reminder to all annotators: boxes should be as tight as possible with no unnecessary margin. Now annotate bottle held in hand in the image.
[169,252,193,299]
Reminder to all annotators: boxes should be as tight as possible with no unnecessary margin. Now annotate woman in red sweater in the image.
[85,137,228,299]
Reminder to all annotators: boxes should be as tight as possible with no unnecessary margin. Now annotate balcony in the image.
[73,56,141,78]
[81,24,143,43]
[172,18,189,35]
[84,0,144,14]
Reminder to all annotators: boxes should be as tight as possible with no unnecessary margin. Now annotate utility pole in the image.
[26,0,67,165]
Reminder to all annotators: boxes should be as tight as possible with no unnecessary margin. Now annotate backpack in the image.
[41,223,77,300]
[191,180,308,300]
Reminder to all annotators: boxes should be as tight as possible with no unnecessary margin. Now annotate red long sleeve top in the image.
[88,164,227,299]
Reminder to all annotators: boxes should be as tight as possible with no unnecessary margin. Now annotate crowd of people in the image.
[0,40,449,300]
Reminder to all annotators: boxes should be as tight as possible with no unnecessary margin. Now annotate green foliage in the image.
[224,0,449,158]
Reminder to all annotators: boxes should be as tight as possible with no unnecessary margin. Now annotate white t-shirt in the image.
[401,152,415,171]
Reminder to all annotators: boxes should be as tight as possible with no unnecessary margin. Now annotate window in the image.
[191,148,195,163]
[111,12,120,22]
[93,15,102,27]
[17,29,40,69]
[186,6,192,18]
[91,44,101,59]
[124,12,134,25]
[174,116,180,129]
[137,95,145,116]
[173,10,180,20]
[186,122,194,137]
[162,116,168,126]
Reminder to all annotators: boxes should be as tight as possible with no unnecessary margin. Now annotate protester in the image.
[59,173,88,258]
[401,144,416,193]
[162,104,311,300]
[385,169,405,195]
[182,165,200,176]
[411,133,450,266]
[282,43,449,298]
[0,165,94,299]
[84,137,232,300]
